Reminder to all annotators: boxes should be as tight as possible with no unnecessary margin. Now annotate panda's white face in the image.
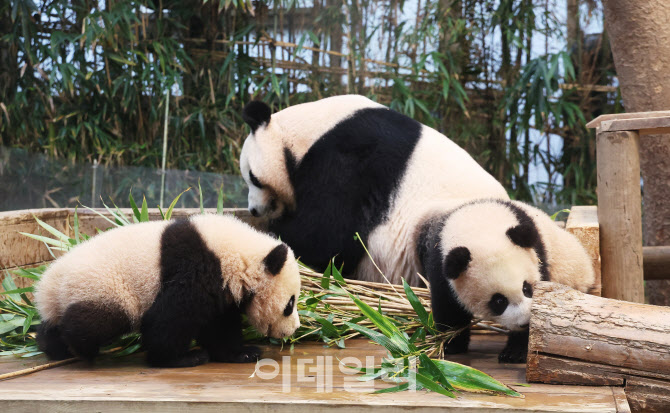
[448,246,540,330]
[240,95,386,220]
[240,136,288,220]
[439,202,544,331]
[245,243,302,338]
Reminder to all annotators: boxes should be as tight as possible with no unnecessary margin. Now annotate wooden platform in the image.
[0,335,629,412]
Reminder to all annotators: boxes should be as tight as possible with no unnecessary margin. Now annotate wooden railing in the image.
[587,111,670,302]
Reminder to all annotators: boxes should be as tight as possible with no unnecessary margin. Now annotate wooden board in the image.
[565,206,601,296]
[598,117,670,136]
[586,111,670,129]
[0,335,627,412]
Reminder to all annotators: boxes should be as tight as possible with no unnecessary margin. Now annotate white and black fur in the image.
[35,214,301,368]
[240,96,594,363]
[240,95,508,282]
[418,199,595,362]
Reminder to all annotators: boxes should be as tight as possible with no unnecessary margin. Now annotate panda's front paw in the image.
[231,345,262,363]
[498,330,529,363]
[498,345,527,363]
[212,346,262,363]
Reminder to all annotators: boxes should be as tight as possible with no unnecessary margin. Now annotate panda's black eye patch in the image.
[523,281,533,298]
[249,170,264,189]
[283,295,295,317]
[488,293,509,316]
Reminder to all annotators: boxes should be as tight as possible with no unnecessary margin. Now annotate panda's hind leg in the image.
[59,301,132,362]
[37,322,73,360]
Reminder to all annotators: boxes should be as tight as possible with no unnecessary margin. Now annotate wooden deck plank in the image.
[0,336,623,412]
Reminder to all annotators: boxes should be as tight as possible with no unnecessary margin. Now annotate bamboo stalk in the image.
[0,358,77,382]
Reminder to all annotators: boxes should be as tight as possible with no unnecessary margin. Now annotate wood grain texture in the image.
[586,111,670,128]
[611,388,631,413]
[565,206,601,296]
[643,246,670,280]
[599,117,670,135]
[596,130,644,303]
[527,282,670,413]
[0,336,624,412]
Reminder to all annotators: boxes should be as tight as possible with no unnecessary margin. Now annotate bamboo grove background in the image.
[0,0,619,205]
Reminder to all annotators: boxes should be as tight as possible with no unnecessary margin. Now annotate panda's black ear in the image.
[506,223,539,249]
[243,101,272,133]
[443,247,471,280]
[264,243,289,276]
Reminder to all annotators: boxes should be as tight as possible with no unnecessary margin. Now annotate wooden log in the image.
[643,246,670,280]
[565,206,601,296]
[527,281,670,413]
[596,130,644,303]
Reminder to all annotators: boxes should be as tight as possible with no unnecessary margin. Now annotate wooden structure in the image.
[0,335,630,412]
[0,206,627,411]
[527,282,670,413]
[587,111,670,302]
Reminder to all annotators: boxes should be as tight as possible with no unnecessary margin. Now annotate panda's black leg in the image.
[429,272,473,355]
[498,329,530,363]
[59,301,132,362]
[141,299,208,368]
[198,310,261,363]
[37,322,72,360]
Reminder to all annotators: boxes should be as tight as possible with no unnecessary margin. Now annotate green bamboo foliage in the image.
[1,0,618,204]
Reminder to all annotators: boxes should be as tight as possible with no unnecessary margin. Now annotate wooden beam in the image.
[586,111,670,129]
[596,130,644,303]
[644,246,670,280]
[527,282,670,412]
[599,116,670,136]
[565,206,601,296]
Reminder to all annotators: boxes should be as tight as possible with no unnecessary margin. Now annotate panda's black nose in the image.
[250,208,259,217]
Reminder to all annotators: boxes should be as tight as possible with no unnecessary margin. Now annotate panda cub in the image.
[35,214,301,367]
[418,199,595,363]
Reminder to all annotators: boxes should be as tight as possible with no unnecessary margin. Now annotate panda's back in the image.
[35,220,166,326]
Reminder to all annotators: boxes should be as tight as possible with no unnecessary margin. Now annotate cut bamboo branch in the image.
[0,358,77,382]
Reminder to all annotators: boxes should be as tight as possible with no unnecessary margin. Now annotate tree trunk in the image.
[602,0,670,305]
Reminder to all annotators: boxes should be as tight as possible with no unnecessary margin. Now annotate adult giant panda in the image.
[418,199,595,362]
[239,96,594,363]
[35,214,301,367]
[240,95,508,284]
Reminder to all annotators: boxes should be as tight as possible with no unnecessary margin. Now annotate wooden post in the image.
[565,206,602,296]
[596,130,644,303]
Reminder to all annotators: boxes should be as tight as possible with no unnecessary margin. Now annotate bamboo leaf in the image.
[166,188,190,221]
[129,191,141,222]
[140,197,149,222]
[433,359,522,397]
[402,279,429,328]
